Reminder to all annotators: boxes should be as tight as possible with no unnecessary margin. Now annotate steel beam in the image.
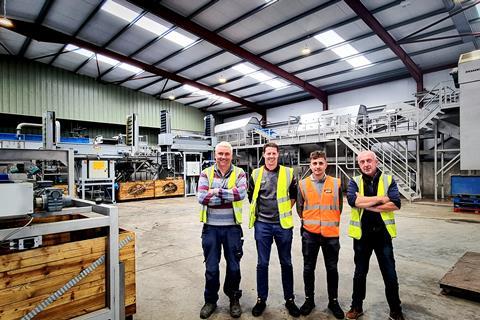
[344,0,422,85]
[17,0,54,58]
[136,0,341,95]
[48,0,107,66]
[5,19,265,116]
[128,0,328,104]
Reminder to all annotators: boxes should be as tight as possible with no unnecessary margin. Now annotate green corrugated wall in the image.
[0,57,204,131]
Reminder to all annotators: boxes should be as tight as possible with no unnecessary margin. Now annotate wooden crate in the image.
[154,178,185,198]
[118,180,155,201]
[0,219,136,320]
[54,184,76,197]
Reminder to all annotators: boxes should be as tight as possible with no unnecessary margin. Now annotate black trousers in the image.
[301,229,340,300]
[351,228,401,312]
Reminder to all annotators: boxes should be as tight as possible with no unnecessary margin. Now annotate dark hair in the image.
[263,142,279,153]
[310,150,326,161]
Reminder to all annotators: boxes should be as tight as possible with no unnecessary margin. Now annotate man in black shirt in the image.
[345,150,405,320]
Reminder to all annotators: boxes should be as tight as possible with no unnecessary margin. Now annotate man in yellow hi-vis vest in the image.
[197,141,247,319]
[345,151,404,320]
[248,142,300,318]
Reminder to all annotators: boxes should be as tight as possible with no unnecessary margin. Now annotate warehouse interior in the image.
[1,0,480,319]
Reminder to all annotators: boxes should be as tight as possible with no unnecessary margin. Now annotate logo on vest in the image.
[324,189,332,193]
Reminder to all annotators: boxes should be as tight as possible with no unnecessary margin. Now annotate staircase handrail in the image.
[342,120,416,188]
[341,116,417,173]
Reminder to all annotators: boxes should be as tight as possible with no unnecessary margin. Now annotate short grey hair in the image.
[358,150,377,161]
[215,141,233,153]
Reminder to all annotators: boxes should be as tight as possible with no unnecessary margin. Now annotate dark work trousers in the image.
[254,221,294,301]
[201,224,243,303]
[351,228,401,312]
[302,228,340,300]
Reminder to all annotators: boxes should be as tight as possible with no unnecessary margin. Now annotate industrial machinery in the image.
[0,148,123,319]
[158,110,216,196]
[457,50,480,170]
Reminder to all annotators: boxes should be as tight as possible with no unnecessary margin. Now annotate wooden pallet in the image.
[154,178,184,198]
[0,216,136,319]
[118,180,155,200]
[439,251,480,302]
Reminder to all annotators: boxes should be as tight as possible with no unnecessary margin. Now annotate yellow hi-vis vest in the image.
[249,165,294,229]
[348,174,397,240]
[199,165,243,224]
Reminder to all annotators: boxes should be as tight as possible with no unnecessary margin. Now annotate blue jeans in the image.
[254,221,294,301]
[351,229,401,312]
[201,224,243,303]
[302,228,340,300]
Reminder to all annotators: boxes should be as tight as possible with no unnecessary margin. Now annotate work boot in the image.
[328,298,345,319]
[252,298,266,317]
[346,307,364,320]
[199,302,217,319]
[230,297,242,318]
[300,296,315,315]
[285,298,301,317]
[389,310,405,320]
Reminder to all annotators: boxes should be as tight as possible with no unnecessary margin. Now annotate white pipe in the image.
[55,121,61,143]
[16,123,42,135]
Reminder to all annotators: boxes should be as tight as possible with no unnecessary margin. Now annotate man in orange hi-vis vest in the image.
[296,151,345,319]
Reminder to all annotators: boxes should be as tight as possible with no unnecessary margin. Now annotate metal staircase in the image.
[340,121,420,201]
[417,82,460,130]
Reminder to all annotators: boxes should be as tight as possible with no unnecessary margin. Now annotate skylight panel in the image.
[165,31,196,47]
[96,54,119,65]
[217,96,232,104]
[183,84,199,92]
[119,63,143,73]
[136,16,169,35]
[250,71,272,82]
[232,63,256,75]
[196,89,212,96]
[331,44,358,58]
[314,30,344,47]
[346,56,371,68]
[65,44,94,58]
[264,79,288,89]
[101,0,138,22]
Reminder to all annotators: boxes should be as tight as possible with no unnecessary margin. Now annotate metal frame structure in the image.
[2,0,476,119]
[0,148,121,320]
[183,152,202,197]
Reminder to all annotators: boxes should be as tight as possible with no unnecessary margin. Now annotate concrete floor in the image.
[118,198,480,320]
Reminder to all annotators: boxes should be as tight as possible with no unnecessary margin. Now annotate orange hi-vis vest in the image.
[299,175,341,237]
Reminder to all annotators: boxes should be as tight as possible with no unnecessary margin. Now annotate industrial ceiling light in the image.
[0,17,12,27]
[301,46,311,55]
[0,0,13,28]
[168,94,175,100]
[218,75,227,84]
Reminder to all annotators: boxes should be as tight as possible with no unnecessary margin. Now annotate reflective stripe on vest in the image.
[249,165,294,229]
[199,165,243,224]
[348,173,397,240]
[300,175,341,237]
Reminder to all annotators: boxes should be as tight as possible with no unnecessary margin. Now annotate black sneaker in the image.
[199,302,217,319]
[300,296,315,315]
[328,299,345,319]
[230,297,242,318]
[252,298,266,317]
[285,298,301,317]
[389,310,405,320]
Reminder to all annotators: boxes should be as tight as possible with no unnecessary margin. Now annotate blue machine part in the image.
[0,133,90,144]
[451,175,480,196]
